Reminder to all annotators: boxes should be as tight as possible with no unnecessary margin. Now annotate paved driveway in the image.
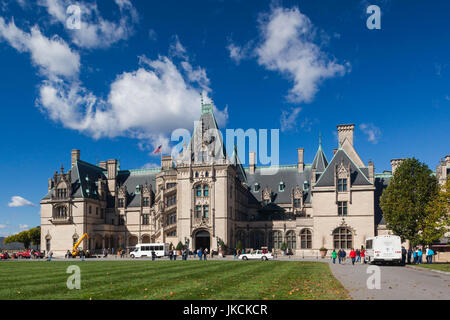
[328,261,450,300]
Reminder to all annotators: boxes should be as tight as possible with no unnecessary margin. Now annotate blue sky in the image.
[0,0,449,236]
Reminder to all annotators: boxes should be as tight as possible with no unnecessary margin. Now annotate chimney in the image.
[337,124,355,147]
[368,160,374,183]
[48,178,53,191]
[71,149,80,167]
[107,159,118,195]
[297,148,304,173]
[99,161,107,169]
[161,156,174,171]
[249,152,256,174]
[391,159,405,174]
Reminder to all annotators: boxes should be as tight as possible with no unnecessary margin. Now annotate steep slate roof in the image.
[245,165,312,204]
[311,144,328,172]
[117,168,160,207]
[314,149,372,187]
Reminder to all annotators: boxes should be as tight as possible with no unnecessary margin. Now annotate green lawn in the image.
[415,263,450,273]
[0,260,350,300]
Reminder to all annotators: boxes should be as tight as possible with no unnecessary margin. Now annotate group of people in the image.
[331,248,366,265]
[406,247,435,265]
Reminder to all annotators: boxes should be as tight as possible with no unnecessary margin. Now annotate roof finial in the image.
[200,92,204,106]
[319,132,322,147]
[60,164,64,174]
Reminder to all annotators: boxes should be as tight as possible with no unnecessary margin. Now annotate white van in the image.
[130,243,169,258]
[365,235,402,265]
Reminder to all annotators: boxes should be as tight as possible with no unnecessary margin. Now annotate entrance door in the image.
[195,230,210,250]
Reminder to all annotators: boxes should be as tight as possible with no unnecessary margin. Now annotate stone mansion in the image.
[40,102,450,257]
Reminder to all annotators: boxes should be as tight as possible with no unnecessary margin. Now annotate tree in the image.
[422,177,450,244]
[4,226,40,249]
[236,240,243,251]
[380,158,440,245]
[176,241,184,251]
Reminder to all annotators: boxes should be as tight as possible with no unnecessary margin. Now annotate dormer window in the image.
[293,199,301,208]
[143,197,150,207]
[118,198,125,208]
[338,178,348,192]
[254,183,260,192]
[279,182,285,192]
[56,188,67,199]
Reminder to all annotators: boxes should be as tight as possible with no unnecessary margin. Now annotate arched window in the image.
[286,231,296,250]
[333,227,352,249]
[300,229,312,249]
[249,230,265,249]
[269,231,282,250]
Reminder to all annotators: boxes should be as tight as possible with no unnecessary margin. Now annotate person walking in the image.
[342,249,347,263]
[418,248,423,264]
[407,248,412,264]
[401,246,407,265]
[349,248,356,265]
[356,248,361,263]
[233,248,237,260]
[428,247,434,264]
[331,249,337,264]
[338,249,342,264]
[204,248,208,261]
[173,250,177,260]
[360,248,366,264]
[412,248,418,264]
[151,250,156,261]
[198,248,203,260]
[80,249,85,261]
[169,250,173,260]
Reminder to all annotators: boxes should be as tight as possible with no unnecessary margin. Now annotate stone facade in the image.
[40,102,448,257]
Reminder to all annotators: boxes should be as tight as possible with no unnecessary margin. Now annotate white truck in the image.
[238,250,274,261]
[365,235,403,265]
[130,243,169,258]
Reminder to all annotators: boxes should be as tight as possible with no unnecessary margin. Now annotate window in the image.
[100,208,104,219]
[55,206,67,218]
[95,207,98,215]
[269,231,282,250]
[203,185,209,197]
[300,229,312,249]
[254,183,260,192]
[167,213,177,225]
[143,197,150,207]
[333,227,352,249]
[195,172,199,178]
[195,185,209,197]
[338,178,347,192]
[88,206,92,214]
[167,230,177,237]
[293,199,301,208]
[167,183,176,189]
[118,198,125,208]
[203,205,209,218]
[56,188,67,198]
[205,171,209,177]
[195,205,202,218]
[279,182,285,192]
[46,239,51,252]
[166,194,176,207]
[142,214,150,225]
[338,201,348,216]
[286,231,296,250]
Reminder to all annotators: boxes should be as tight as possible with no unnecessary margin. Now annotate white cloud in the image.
[227,40,252,64]
[280,107,301,132]
[37,0,138,49]
[141,163,159,169]
[8,196,35,207]
[0,17,80,79]
[19,224,29,229]
[148,29,157,41]
[233,6,349,103]
[0,224,6,229]
[359,123,381,144]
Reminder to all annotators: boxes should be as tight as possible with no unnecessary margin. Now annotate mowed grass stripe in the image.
[0,260,350,300]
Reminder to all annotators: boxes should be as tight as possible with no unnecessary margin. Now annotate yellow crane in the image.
[72,233,89,256]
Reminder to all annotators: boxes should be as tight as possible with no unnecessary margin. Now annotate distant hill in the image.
[0,237,39,250]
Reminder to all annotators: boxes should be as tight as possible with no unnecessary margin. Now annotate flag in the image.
[152,145,162,155]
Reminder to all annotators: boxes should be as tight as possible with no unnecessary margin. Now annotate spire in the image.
[312,135,328,172]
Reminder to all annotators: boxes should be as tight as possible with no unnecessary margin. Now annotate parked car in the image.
[239,249,274,261]
[15,250,44,259]
[0,252,10,260]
